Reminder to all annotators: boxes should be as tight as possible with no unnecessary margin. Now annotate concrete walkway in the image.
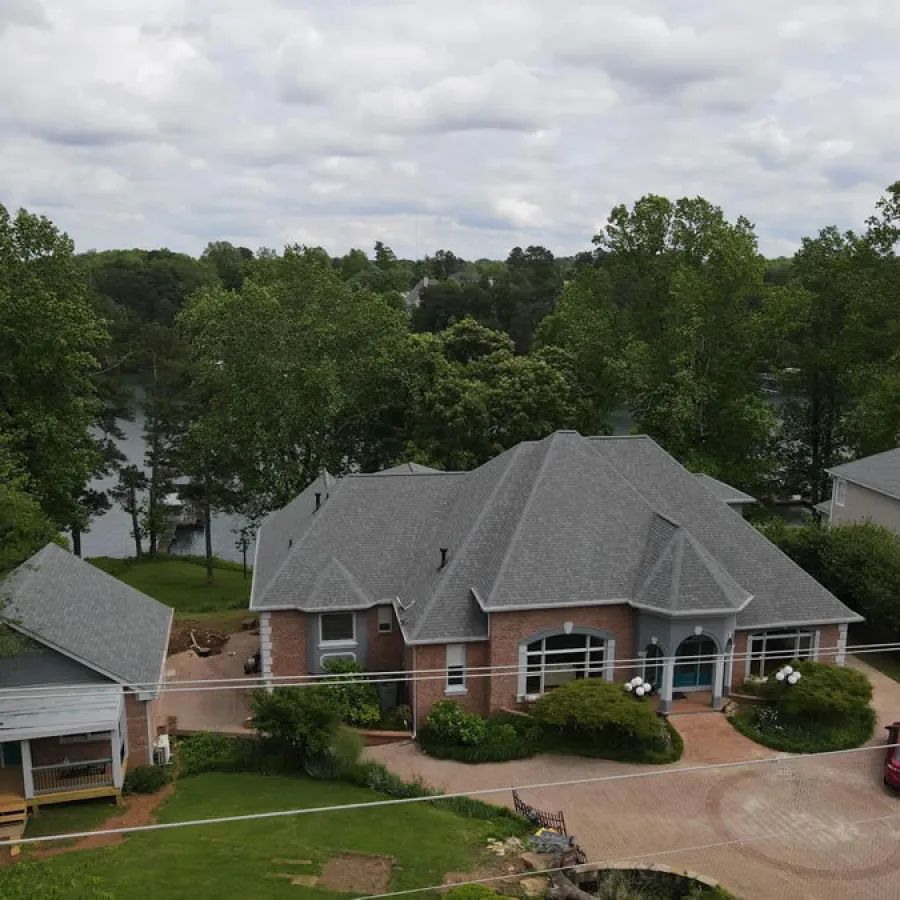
[365,659,900,900]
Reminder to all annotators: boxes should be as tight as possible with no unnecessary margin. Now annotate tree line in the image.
[2,181,899,577]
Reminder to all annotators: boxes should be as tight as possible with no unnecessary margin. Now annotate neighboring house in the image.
[0,544,172,825]
[819,448,900,533]
[693,474,756,517]
[404,276,435,312]
[250,432,860,728]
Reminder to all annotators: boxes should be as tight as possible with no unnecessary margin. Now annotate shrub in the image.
[178,733,255,777]
[322,658,382,727]
[251,685,341,764]
[758,660,872,722]
[534,680,665,747]
[424,700,487,746]
[328,725,365,776]
[419,712,542,763]
[729,703,875,753]
[123,764,171,795]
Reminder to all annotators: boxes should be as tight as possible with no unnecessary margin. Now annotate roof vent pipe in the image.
[315,492,322,510]
[439,548,448,569]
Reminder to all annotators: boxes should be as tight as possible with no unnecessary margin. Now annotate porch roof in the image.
[0,685,123,742]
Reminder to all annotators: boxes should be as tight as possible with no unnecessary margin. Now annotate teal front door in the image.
[1,742,22,767]
[673,636,716,689]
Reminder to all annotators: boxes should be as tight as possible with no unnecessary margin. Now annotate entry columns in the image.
[660,653,675,714]
[712,652,725,710]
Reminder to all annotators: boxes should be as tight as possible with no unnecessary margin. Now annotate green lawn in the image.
[24,797,119,845]
[89,555,251,614]
[8,774,520,899]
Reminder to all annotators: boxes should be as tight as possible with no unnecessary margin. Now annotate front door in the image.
[674,636,717,689]
[1,742,22,768]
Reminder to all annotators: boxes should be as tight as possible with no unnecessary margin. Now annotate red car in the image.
[885,723,900,788]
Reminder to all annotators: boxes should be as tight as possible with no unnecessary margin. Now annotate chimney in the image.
[315,492,322,510]
[439,547,448,569]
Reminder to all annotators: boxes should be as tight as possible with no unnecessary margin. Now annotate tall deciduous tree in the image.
[594,195,774,488]
[0,204,108,532]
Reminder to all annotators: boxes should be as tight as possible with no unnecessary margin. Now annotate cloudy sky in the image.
[1,0,897,260]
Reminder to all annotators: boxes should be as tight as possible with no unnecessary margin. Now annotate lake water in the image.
[80,387,251,563]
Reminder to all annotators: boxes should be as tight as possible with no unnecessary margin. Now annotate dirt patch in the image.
[29,784,175,860]
[319,851,394,894]
[444,850,529,893]
[168,620,228,656]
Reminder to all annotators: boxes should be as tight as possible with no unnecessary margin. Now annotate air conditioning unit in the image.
[153,733,171,766]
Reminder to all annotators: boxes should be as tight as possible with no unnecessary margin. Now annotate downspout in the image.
[411,646,418,739]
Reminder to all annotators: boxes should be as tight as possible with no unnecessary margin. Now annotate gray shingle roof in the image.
[1,544,173,686]
[694,473,757,505]
[589,436,860,628]
[827,448,900,501]
[252,432,860,641]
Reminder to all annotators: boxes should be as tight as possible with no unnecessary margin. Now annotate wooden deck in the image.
[0,769,27,855]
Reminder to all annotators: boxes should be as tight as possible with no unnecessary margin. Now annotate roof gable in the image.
[1,544,173,686]
[828,448,900,501]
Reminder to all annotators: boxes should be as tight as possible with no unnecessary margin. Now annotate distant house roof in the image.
[693,473,756,505]
[251,432,860,640]
[827,448,900,501]
[1,544,173,687]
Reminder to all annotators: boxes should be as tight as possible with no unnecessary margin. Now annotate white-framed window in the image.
[320,612,356,645]
[524,633,606,696]
[377,606,393,634]
[446,644,466,694]
[835,478,846,507]
[60,731,109,745]
[746,629,815,678]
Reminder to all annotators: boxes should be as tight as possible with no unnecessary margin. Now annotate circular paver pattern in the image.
[708,763,900,880]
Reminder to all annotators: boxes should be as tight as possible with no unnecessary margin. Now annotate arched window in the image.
[523,631,607,696]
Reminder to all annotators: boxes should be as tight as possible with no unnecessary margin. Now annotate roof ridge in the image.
[680,530,751,605]
[669,530,686,608]
[406,441,529,639]
[484,433,567,606]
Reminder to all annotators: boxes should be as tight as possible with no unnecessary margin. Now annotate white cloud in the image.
[0,0,898,259]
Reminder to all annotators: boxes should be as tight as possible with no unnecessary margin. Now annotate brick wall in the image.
[366,607,406,673]
[270,610,308,677]
[125,692,151,766]
[817,624,841,664]
[30,736,112,766]
[487,605,636,711]
[410,642,491,725]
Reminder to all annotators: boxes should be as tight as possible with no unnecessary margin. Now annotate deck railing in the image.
[32,758,114,795]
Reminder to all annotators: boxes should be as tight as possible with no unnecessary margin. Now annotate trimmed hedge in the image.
[729,660,876,753]
[418,689,684,765]
[418,712,543,763]
[728,704,875,754]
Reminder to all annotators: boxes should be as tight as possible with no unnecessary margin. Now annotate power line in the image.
[0,640,893,701]
[357,809,900,900]
[2,739,897,849]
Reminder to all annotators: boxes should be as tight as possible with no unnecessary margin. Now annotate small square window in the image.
[320,612,355,644]
[377,606,393,633]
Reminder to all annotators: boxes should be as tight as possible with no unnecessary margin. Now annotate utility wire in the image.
[0,640,892,701]
[2,739,897,849]
[356,809,900,900]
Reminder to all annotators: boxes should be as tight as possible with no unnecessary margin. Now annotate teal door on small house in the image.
[1,742,22,767]
[673,636,716,689]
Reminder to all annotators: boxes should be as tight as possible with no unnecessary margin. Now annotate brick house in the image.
[250,432,861,728]
[0,544,172,817]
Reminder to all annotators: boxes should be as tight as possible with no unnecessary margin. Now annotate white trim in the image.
[834,478,846,507]
[21,741,34,799]
[604,638,616,681]
[112,728,123,788]
[812,629,821,661]
[145,697,153,767]
[446,644,466,692]
[836,623,849,665]
[319,611,356,646]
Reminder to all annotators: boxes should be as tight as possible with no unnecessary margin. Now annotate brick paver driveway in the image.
[366,657,900,900]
